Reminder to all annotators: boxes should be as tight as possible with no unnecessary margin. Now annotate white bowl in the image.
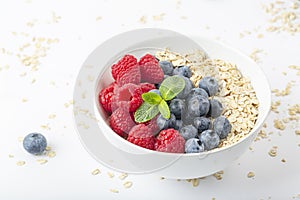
[73,28,271,179]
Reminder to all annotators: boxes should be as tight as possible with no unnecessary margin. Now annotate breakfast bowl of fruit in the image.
[73,28,271,179]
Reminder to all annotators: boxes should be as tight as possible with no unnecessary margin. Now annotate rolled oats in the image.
[247,171,255,178]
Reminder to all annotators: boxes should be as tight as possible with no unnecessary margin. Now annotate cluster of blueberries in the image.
[153,60,232,153]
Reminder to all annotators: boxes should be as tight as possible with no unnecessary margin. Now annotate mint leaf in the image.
[134,102,159,123]
[158,100,170,119]
[159,76,185,101]
[142,92,162,105]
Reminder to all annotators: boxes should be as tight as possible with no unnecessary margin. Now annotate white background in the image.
[0,0,300,199]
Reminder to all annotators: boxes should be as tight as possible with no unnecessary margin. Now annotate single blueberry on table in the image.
[213,116,232,139]
[23,133,47,155]
[173,66,192,78]
[199,130,220,150]
[169,98,185,119]
[185,138,205,153]
[176,76,194,99]
[179,125,198,140]
[198,76,219,96]
[207,99,223,118]
[193,117,211,133]
[159,61,174,76]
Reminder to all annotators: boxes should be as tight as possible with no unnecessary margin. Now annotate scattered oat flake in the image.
[48,114,56,119]
[21,98,28,103]
[45,146,51,151]
[37,159,48,165]
[46,151,56,158]
[123,181,133,189]
[192,178,199,187]
[40,124,51,130]
[139,15,147,24]
[16,161,26,166]
[91,168,101,175]
[18,136,24,142]
[107,172,114,178]
[247,171,255,178]
[274,119,286,130]
[272,82,293,96]
[281,158,286,163]
[268,146,278,157]
[153,13,165,21]
[96,16,102,21]
[109,189,119,193]
[8,154,14,158]
[213,171,224,180]
[118,173,128,180]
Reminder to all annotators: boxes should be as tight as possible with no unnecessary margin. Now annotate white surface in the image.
[0,0,300,199]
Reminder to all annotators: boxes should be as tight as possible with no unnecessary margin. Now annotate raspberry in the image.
[98,82,116,113]
[155,128,185,153]
[111,83,143,113]
[142,115,160,135]
[117,65,141,86]
[127,124,156,150]
[139,82,156,93]
[138,54,158,66]
[138,54,164,84]
[111,55,141,86]
[109,106,135,138]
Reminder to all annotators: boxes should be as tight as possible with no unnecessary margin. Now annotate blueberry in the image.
[187,95,210,118]
[169,118,183,130]
[198,76,219,96]
[186,88,209,102]
[173,66,192,78]
[176,76,194,99]
[207,99,223,118]
[169,99,185,119]
[159,61,174,76]
[149,89,161,96]
[23,133,47,155]
[213,116,232,139]
[157,114,170,130]
[185,138,204,153]
[193,117,211,133]
[179,125,198,140]
[199,130,220,150]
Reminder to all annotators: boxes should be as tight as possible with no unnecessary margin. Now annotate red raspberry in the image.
[109,106,135,138]
[127,124,156,150]
[117,65,141,86]
[155,129,185,153]
[142,115,160,135]
[98,82,116,113]
[111,83,143,113]
[139,82,156,93]
[138,53,158,66]
[138,54,164,84]
[111,55,141,86]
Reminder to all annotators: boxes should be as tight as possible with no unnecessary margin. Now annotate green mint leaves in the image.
[134,76,185,123]
[159,75,185,101]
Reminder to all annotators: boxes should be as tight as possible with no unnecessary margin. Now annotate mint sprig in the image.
[134,76,185,123]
